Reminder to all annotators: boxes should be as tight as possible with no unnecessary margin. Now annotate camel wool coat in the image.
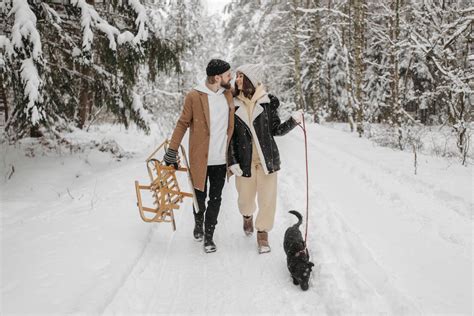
[168,88,235,192]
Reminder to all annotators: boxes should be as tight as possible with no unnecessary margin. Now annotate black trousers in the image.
[193,164,227,229]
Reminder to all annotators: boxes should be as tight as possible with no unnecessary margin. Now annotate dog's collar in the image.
[296,248,308,257]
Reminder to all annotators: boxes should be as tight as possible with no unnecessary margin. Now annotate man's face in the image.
[219,70,232,89]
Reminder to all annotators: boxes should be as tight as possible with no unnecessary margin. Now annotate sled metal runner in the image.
[134,140,197,230]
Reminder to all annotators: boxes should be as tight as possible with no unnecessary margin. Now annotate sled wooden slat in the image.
[134,139,195,229]
[171,196,183,205]
[142,206,166,213]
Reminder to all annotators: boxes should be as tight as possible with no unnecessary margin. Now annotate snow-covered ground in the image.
[1,123,472,315]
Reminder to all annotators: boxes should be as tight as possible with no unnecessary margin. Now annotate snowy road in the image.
[1,124,472,315]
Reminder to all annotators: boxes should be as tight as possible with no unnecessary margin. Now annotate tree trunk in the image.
[78,66,92,129]
[176,2,185,106]
[390,0,401,126]
[354,0,365,137]
[307,0,321,116]
[77,0,95,129]
[343,1,355,132]
[293,0,304,111]
[0,76,8,124]
[326,0,332,119]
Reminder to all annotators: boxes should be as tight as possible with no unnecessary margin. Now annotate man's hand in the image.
[229,164,243,176]
[163,148,179,170]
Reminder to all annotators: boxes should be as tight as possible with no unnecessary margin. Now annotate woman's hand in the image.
[291,109,304,124]
[229,164,243,176]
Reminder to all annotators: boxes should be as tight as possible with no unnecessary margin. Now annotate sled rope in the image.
[297,112,309,245]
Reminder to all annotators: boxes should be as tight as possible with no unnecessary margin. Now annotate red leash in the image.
[297,112,309,245]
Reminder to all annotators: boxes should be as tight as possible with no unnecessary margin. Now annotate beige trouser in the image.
[235,162,278,232]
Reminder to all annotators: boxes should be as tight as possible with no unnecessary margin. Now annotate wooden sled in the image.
[134,140,197,230]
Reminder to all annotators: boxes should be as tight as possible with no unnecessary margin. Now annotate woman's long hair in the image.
[234,73,255,99]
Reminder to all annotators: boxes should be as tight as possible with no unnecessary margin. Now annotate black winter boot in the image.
[203,224,216,253]
[193,212,204,241]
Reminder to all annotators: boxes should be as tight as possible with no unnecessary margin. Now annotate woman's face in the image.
[235,72,244,90]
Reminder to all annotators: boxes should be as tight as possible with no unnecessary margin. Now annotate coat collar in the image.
[234,86,270,128]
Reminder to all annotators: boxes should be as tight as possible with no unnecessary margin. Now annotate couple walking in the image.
[164,59,302,254]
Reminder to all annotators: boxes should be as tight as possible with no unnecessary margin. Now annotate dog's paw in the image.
[292,276,299,285]
[300,281,309,291]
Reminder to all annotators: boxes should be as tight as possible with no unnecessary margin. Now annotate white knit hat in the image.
[236,63,264,88]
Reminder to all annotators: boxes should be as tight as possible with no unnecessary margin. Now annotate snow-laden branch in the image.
[8,0,45,126]
[9,0,42,60]
[71,0,150,56]
[408,19,471,94]
[71,0,119,53]
[443,16,473,50]
[41,2,62,25]
[21,58,43,125]
[296,7,349,19]
[0,35,11,69]
[132,91,152,125]
[128,0,148,45]
[460,7,474,14]
[143,89,181,97]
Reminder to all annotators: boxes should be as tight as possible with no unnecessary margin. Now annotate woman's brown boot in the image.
[243,215,254,236]
[257,231,271,254]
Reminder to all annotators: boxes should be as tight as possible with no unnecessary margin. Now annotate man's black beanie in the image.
[206,59,231,76]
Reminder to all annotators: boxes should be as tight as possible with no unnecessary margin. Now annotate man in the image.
[164,59,234,253]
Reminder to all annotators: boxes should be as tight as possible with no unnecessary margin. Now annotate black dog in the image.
[283,210,314,291]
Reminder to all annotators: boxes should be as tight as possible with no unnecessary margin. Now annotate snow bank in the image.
[324,122,474,164]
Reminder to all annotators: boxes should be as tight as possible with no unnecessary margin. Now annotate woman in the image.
[227,63,303,253]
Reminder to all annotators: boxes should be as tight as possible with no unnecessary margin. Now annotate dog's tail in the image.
[289,210,303,227]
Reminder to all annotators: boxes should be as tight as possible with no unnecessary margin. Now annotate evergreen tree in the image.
[2,0,180,140]
[137,0,208,135]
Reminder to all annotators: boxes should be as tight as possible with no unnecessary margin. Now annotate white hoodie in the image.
[194,81,229,166]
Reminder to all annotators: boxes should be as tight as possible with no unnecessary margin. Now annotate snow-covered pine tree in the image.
[327,0,367,133]
[300,0,323,119]
[137,0,208,135]
[291,0,305,111]
[225,0,306,114]
[318,0,350,122]
[0,1,12,126]
[363,1,392,124]
[2,0,180,140]
[406,0,472,161]
[6,0,46,138]
[224,0,267,67]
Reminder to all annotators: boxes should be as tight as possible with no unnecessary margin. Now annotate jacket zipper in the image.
[266,107,275,171]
